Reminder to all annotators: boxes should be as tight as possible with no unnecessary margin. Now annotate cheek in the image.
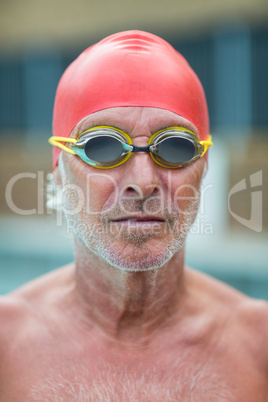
[86,174,118,214]
[62,154,119,214]
[167,159,204,212]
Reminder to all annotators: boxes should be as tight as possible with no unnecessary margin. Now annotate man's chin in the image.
[102,253,172,272]
[75,222,187,271]
[96,240,178,272]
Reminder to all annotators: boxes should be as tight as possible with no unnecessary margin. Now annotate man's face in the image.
[56,107,205,271]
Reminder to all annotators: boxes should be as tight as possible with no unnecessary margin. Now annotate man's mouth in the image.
[110,215,165,224]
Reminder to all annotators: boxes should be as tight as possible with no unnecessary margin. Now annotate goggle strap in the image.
[200,134,213,157]
[48,136,77,155]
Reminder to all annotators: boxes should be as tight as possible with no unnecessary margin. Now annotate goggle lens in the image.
[156,137,196,164]
[84,135,124,163]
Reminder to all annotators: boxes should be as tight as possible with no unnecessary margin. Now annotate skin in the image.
[0,107,267,401]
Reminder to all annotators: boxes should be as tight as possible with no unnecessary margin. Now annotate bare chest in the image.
[7,352,266,402]
[3,324,267,402]
[28,364,235,401]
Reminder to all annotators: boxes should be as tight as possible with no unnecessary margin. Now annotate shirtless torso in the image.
[0,265,267,402]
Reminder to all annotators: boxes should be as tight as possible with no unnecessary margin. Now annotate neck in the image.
[72,237,187,346]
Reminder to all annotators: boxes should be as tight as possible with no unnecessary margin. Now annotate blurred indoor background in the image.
[0,0,267,297]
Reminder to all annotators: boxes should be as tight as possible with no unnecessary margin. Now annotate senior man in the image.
[1,31,267,401]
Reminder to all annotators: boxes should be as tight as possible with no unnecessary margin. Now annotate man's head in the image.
[51,31,210,271]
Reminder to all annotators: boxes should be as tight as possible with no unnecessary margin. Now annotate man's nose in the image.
[120,151,161,199]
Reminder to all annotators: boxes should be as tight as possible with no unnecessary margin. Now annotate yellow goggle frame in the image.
[48,126,213,169]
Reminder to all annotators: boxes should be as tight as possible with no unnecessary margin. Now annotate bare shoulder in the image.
[187,266,268,320]
[0,264,75,386]
[0,263,75,339]
[186,267,268,363]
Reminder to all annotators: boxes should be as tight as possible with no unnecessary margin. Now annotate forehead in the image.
[71,107,198,139]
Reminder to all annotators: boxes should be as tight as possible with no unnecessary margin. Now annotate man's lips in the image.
[110,215,165,223]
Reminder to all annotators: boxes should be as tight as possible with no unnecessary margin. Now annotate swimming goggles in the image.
[49,126,213,169]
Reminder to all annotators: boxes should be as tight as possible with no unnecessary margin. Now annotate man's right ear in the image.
[53,166,62,187]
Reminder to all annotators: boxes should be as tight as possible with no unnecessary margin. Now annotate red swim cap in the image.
[52,30,209,169]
